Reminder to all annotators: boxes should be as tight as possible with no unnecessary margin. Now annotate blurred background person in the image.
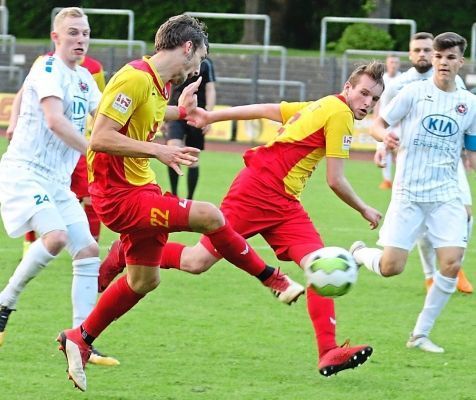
[165,57,216,199]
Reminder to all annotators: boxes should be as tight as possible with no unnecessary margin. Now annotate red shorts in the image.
[91,184,192,266]
[200,167,324,264]
[70,155,88,200]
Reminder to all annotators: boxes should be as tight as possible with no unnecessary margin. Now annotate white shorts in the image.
[457,158,472,206]
[378,198,468,250]
[0,163,87,237]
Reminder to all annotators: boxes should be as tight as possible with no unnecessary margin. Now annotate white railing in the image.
[341,49,408,86]
[51,8,136,56]
[320,17,417,66]
[0,6,8,52]
[0,65,23,89]
[185,12,271,61]
[217,77,306,101]
[0,34,16,79]
[210,43,287,97]
[471,22,476,72]
[88,38,147,56]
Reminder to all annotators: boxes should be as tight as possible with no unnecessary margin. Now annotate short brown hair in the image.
[410,32,434,42]
[155,14,208,53]
[434,32,467,55]
[347,60,385,88]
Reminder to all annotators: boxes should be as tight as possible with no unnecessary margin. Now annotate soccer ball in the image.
[304,247,358,297]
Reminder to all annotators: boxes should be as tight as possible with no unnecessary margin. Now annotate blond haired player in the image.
[0,7,101,357]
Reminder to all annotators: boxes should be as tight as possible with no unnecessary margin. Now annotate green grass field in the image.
[0,136,475,400]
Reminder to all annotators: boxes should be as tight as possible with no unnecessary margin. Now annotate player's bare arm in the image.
[369,115,390,141]
[5,87,23,141]
[370,116,400,151]
[41,96,89,154]
[202,81,216,134]
[373,145,387,168]
[466,149,476,170]
[164,78,202,121]
[187,103,282,129]
[90,114,199,171]
[326,157,382,229]
[154,143,200,175]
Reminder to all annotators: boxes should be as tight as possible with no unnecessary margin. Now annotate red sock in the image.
[159,242,185,269]
[85,204,101,241]
[205,222,266,276]
[306,288,337,358]
[25,231,36,242]
[82,275,144,338]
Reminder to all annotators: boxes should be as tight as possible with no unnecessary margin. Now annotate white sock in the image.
[412,271,456,337]
[72,257,100,328]
[462,216,473,263]
[354,246,383,276]
[417,234,436,279]
[0,239,55,308]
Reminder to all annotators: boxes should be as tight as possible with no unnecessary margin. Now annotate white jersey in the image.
[383,71,401,88]
[380,67,466,110]
[381,79,476,202]
[1,54,101,185]
[380,68,433,110]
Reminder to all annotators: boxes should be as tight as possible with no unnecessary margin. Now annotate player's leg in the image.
[166,121,187,196]
[351,199,420,276]
[0,214,65,344]
[23,230,37,257]
[416,231,437,290]
[58,229,159,391]
[379,152,393,189]
[57,187,170,390]
[187,200,304,303]
[97,239,126,292]
[83,197,101,242]
[455,166,473,293]
[0,179,67,346]
[407,200,466,353]
[64,220,118,366]
[261,206,372,376]
[71,155,101,242]
[184,126,204,200]
[456,210,473,293]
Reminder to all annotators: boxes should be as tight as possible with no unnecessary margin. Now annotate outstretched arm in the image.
[165,77,202,121]
[187,103,282,128]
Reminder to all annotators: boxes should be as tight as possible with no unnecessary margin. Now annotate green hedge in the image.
[8,0,244,43]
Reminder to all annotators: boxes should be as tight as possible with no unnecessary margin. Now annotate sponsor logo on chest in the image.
[421,114,459,137]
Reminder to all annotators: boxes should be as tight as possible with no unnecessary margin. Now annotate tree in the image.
[240,0,261,44]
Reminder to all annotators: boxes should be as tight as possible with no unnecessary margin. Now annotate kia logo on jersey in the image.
[422,114,459,137]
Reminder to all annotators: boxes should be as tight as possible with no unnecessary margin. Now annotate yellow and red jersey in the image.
[80,55,106,92]
[88,56,171,195]
[243,95,354,200]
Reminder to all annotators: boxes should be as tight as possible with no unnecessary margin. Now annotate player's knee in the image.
[75,241,100,259]
[190,202,224,232]
[380,259,404,277]
[440,259,461,277]
[129,274,160,294]
[42,230,68,255]
[183,257,213,274]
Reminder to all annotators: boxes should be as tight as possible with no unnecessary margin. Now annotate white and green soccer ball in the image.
[304,247,358,297]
